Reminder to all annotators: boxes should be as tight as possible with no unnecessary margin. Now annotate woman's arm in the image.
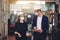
[14,23,22,37]
[14,23,18,32]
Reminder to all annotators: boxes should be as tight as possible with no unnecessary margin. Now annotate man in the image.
[32,7,49,40]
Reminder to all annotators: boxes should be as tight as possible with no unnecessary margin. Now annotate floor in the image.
[6,36,49,40]
[7,36,15,40]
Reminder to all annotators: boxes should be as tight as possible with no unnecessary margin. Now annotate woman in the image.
[14,12,28,40]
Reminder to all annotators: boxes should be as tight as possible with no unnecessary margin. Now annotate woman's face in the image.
[18,14,25,21]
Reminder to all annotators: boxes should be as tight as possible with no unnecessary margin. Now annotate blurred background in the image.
[0,0,60,40]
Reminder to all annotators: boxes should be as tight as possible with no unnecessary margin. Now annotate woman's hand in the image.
[26,32,31,37]
[14,32,22,37]
[18,33,22,37]
[14,32,19,34]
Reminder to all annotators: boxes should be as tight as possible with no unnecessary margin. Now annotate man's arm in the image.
[32,16,36,29]
[44,17,49,32]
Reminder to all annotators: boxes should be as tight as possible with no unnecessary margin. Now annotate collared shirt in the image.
[37,15,43,30]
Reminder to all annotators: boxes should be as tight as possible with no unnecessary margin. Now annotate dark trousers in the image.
[33,32,47,40]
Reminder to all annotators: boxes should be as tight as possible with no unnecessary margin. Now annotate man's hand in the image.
[33,29,37,32]
[37,29,43,33]
[33,27,43,33]
[33,27,38,32]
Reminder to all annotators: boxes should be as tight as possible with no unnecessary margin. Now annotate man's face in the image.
[34,10,42,15]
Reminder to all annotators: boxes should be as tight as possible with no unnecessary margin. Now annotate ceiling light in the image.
[16,1,45,4]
